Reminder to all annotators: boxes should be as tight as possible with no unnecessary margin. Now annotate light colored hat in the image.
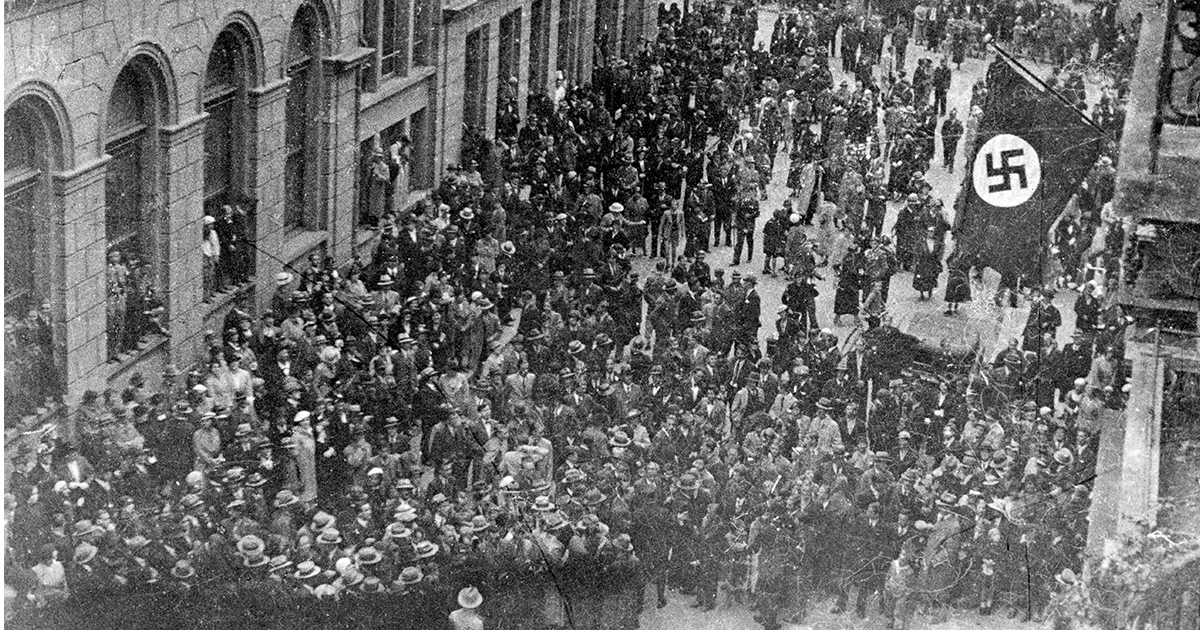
[398,566,423,584]
[458,586,484,609]
[414,540,439,558]
[293,560,321,580]
[171,560,196,579]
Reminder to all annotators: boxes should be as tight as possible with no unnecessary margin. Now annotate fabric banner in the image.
[951,58,1107,281]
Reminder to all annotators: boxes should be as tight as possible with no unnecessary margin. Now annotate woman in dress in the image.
[943,252,975,315]
[912,224,944,299]
[833,242,866,326]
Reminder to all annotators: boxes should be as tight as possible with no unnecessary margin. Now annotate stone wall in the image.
[4,0,656,406]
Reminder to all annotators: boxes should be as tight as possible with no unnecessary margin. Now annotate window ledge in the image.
[282,230,329,266]
[361,66,438,110]
[204,278,256,309]
[107,333,169,371]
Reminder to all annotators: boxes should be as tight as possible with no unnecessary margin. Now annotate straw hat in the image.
[398,566,424,585]
[458,586,484,609]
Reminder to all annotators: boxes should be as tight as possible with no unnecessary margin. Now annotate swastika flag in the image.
[950,58,1107,281]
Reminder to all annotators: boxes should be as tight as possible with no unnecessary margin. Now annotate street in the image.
[634,3,1094,628]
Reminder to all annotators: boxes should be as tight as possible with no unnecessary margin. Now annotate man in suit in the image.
[735,275,762,349]
[504,360,537,408]
[852,502,892,618]
[892,431,919,477]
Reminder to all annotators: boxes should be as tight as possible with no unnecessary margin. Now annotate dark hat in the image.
[582,487,608,506]
[676,474,700,491]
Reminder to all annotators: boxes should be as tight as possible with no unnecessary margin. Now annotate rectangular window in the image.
[463,27,486,133]
[202,95,234,204]
[381,120,408,206]
[498,10,522,89]
[105,136,145,255]
[409,108,432,189]
[358,137,379,227]
[529,0,549,93]
[381,0,411,77]
[557,0,574,82]
[595,0,619,62]
[361,0,380,91]
[4,181,36,310]
[284,63,310,229]
[412,0,430,66]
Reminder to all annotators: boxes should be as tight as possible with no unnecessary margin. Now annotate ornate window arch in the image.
[283,0,332,230]
[4,86,71,415]
[103,51,174,359]
[202,19,263,295]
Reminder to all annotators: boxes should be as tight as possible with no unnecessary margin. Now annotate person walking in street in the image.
[942,110,964,173]
[933,57,952,117]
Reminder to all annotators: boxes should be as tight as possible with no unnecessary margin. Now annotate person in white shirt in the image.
[201,216,221,296]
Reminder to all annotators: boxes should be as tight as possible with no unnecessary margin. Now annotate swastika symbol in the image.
[985,149,1028,193]
[972,134,1041,208]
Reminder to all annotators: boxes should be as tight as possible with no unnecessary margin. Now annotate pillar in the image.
[1117,340,1164,534]
[53,156,111,399]
[160,113,209,364]
[518,0,534,122]
[249,78,291,314]
[324,48,373,266]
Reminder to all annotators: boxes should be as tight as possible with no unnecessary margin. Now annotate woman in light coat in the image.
[291,412,319,505]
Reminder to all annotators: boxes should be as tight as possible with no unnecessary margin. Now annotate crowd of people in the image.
[4,301,62,421]
[6,0,1137,629]
[104,250,168,361]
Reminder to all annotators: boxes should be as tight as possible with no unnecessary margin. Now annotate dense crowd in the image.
[6,0,1136,629]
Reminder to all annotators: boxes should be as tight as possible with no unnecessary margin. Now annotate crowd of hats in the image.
[4,2,1122,627]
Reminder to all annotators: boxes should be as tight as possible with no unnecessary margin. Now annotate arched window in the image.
[284,3,327,230]
[4,102,47,312]
[5,94,66,416]
[105,58,166,359]
[203,27,256,295]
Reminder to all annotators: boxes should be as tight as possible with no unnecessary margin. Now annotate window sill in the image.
[107,333,169,371]
[204,278,255,309]
[361,66,437,110]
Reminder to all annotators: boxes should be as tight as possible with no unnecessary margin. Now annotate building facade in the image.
[1086,0,1200,546]
[3,0,656,416]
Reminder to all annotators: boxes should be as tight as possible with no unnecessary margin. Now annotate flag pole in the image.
[986,40,1109,135]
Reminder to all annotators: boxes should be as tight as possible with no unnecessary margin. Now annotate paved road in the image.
[633,4,1098,628]
[631,3,1098,365]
